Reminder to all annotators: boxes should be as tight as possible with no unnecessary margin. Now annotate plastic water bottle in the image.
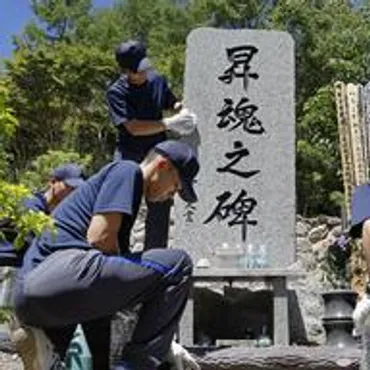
[256,325,272,347]
[65,325,92,370]
[246,244,268,268]
[256,244,268,268]
[247,244,257,268]
[234,244,245,269]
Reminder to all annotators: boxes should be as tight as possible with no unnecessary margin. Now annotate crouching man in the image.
[12,140,200,370]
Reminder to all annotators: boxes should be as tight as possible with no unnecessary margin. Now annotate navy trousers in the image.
[14,248,192,370]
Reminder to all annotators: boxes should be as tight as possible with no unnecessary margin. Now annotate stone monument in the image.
[174,27,296,346]
[174,27,296,268]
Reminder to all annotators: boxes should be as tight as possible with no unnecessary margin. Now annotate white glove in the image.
[163,108,197,136]
[166,341,200,370]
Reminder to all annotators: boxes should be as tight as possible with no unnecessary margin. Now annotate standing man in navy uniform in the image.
[12,140,200,370]
[107,39,196,250]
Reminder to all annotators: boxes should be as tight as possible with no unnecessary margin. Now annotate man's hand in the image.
[163,108,197,136]
[166,341,200,370]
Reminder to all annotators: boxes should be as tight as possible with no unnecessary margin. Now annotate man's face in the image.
[126,70,147,86]
[146,162,182,203]
[51,180,75,203]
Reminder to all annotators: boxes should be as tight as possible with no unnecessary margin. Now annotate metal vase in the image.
[322,290,358,348]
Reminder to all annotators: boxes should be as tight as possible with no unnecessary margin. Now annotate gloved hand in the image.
[163,108,197,136]
[166,341,200,370]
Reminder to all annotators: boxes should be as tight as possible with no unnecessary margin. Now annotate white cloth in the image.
[166,341,200,370]
[163,108,197,136]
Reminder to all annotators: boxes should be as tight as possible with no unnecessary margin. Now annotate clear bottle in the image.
[247,244,257,268]
[235,244,244,269]
[256,244,268,268]
[256,325,272,347]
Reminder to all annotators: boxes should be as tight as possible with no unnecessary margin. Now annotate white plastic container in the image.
[214,243,244,269]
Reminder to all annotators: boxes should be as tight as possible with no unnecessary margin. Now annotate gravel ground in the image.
[0,351,21,370]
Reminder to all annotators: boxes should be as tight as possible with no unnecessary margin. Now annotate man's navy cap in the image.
[154,140,199,203]
[115,40,152,72]
[51,164,85,188]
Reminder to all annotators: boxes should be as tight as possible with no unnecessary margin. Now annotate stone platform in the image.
[180,268,305,346]
[191,345,361,370]
[0,341,363,370]
[0,322,363,370]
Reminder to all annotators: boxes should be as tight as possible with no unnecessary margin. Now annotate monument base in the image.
[191,345,361,370]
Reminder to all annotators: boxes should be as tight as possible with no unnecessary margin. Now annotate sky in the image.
[0,0,116,59]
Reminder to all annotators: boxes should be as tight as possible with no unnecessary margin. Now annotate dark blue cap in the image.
[154,140,199,203]
[115,40,152,72]
[51,164,85,188]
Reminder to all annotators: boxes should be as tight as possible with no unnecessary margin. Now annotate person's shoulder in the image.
[148,72,172,94]
[102,160,142,179]
[113,159,141,171]
[107,75,129,96]
[23,192,47,213]
[147,70,167,84]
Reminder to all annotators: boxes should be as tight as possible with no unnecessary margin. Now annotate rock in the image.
[305,319,326,344]
[312,239,330,263]
[110,308,140,365]
[0,351,21,370]
[317,215,329,225]
[306,217,320,228]
[288,272,325,345]
[296,221,310,237]
[309,225,329,243]
[196,346,361,370]
[0,328,15,354]
[329,225,343,238]
[326,217,342,228]
[296,238,315,270]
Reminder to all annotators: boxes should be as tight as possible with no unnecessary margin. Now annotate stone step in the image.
[0,340,363,370]
[192,345,361,370]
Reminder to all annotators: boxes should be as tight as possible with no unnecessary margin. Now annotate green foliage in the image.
[0,81,18,140]
[297,85,341,214]
[31,0,92,40]
[14,210,54,250]
[0,308,13,324]
[19,150,92,191]
[0,79,18,177]
[0,84,52,249]
[270,0,370,215]
[6,42,116,171]
[0,181,30,220]
[271,0,370,105]
[187,0,271,28]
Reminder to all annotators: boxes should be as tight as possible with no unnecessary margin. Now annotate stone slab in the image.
[174,27,296,269]
[193,345,361,370]
[193,267,305,279]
